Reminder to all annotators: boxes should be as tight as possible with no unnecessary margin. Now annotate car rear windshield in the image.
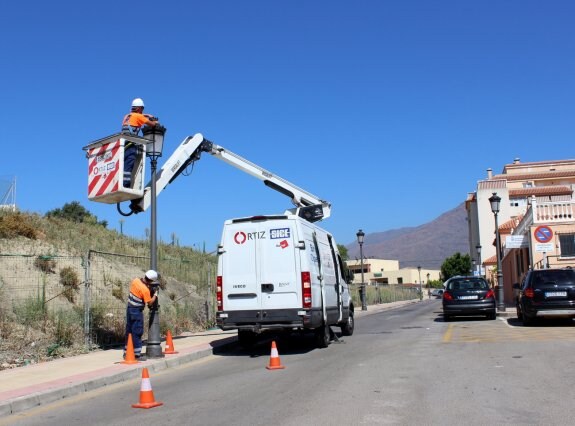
[531,270,575,288]
[447,278,489,290]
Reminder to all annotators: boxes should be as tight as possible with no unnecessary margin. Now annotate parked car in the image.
[442,276,496,321]
[513,268,575,326]
[431,288,444,297]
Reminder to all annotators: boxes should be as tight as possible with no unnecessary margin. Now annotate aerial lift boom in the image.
[127,133,331,222]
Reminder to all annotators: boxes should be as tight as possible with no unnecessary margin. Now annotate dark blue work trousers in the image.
[123,144,137,188]
[125,306,145,357]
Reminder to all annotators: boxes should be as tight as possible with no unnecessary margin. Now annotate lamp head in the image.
[356,229,365,244]
[489,192,501,214]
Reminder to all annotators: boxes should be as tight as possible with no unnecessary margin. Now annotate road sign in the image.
[535,243,554,253]
[534,225,553,243]
[505,235,528,248]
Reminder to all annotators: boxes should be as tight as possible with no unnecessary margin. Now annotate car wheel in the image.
[516,303,523,320]
[488,311,496,320]
[340,311,354,336]
[443,313,451,322]
[522,313,535,326]
[315,323,331,348]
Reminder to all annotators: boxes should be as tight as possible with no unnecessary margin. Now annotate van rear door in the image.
[220,217,300,313]
[260,220,300,310]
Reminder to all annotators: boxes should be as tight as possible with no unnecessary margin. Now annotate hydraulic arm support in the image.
[128,133,331,222]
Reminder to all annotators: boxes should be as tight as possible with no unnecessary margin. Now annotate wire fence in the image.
[1,251,420,352]
[350,283,421,306]
[0,251,216,349]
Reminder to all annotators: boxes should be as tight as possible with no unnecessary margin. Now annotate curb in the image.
[0,336,237,418]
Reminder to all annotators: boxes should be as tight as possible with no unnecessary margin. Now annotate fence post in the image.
[83,250,92,349]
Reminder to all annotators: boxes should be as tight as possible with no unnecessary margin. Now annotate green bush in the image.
[53,309,83,348]
[13,295,46,325]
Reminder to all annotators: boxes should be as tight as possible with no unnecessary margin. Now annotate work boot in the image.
[136,355,147,361]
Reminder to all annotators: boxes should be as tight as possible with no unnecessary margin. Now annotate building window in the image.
[510,198,527,207]
[397,277,403,284]
[559,234,575,257]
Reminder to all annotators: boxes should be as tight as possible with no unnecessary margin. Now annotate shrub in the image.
[0,212,37,239]
[13,295,46,325]
[53,309,83,348]
[34,256,56,273]
[60,267,80,290]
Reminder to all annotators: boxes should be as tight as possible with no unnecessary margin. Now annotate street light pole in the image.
[417,265,422,301]
[143,125,167,359]
[476,244,482,277]
[427,272,430,298]
[489,193,506,312]
[356,229,367,311]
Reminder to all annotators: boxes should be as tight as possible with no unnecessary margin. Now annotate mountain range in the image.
[345,203,469,270]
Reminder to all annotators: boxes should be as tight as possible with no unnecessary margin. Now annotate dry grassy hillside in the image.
[0,210,215,369]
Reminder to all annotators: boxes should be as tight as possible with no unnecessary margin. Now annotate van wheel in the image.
[340,311,354,336]
[238,330,258,348]
[315,323,331,348]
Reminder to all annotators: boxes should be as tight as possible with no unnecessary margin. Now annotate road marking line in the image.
[442,324,453,343]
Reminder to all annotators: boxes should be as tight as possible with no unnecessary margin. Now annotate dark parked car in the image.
[513,268,575,326]
[442,276,496,321]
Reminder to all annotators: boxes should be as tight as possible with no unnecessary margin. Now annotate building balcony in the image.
[515,198,575,236]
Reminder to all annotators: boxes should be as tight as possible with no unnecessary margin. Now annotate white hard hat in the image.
[131,98,145,108]
[144,270,158,281]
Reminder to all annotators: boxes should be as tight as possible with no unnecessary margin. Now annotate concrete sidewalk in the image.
[0,299,419,418]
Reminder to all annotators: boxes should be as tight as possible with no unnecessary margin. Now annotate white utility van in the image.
[216,212,354,348]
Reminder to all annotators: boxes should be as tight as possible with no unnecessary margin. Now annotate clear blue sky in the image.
[2,1,574,251]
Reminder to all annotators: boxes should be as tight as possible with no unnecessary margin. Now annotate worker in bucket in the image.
[124,269,160,360]
[121,98,160,187]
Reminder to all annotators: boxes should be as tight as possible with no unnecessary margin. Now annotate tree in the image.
[337,244,349,261]
[45,201,107,227]
[441,252,472,281]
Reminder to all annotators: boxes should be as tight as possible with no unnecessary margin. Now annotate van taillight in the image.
[301,271,311,308]
[524,288,534,298]
[485,289,495,299]
[217,276,223,311]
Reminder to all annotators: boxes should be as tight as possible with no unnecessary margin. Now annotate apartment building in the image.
[466,158,575,304]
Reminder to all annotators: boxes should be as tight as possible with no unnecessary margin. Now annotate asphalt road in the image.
[5,300,575,425]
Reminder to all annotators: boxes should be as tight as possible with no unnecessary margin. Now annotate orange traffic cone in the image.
[132,368,163,409]
[121,333,139,365]
[163,330,179,354]
[266,340,285,370]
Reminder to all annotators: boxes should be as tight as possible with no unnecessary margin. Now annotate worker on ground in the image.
[121,98,160,187]
[124,269,159,360]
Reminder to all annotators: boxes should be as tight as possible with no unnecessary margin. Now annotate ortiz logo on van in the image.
[270,228,290,239]
[233,231,266,244]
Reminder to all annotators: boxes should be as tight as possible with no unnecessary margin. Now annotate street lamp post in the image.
[476,244,482,277]
[143,125,167,359]
[417,265,422,301]
[427,272,430,298]
[489,193,506,312]
[356,229,367,311]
